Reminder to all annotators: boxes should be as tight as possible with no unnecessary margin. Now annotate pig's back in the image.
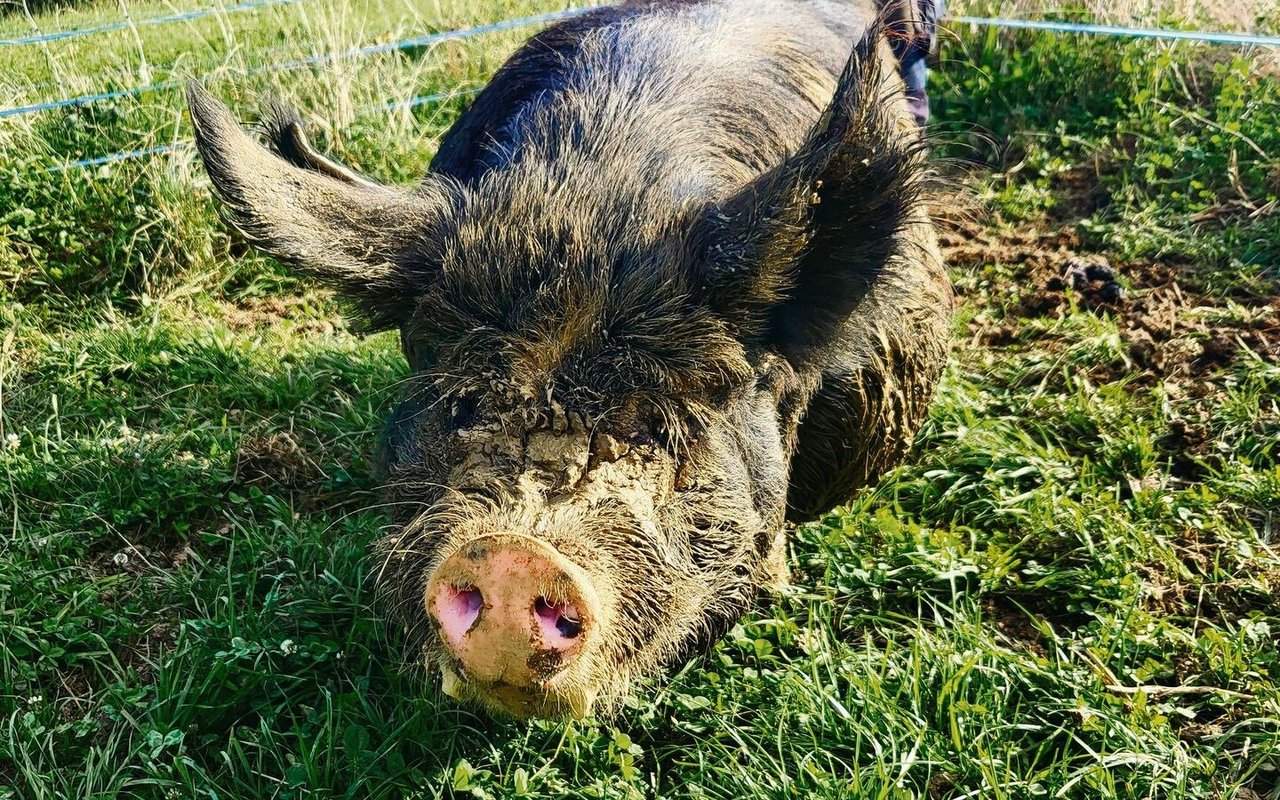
[429,0,882,201]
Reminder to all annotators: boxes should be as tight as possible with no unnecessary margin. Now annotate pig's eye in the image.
[640,417,672,449]
[448,397,478,431]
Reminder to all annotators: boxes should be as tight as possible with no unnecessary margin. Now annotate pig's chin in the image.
[434,660,612,720]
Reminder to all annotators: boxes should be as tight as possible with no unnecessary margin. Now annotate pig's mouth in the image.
[439,664,600,719]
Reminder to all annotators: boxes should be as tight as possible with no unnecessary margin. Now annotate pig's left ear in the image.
[188,84,455,331]
[689,27,925,365]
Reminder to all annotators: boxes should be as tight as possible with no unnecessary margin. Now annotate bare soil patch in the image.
[219,295,342,334]
[982,597,1051,659]
[233,430,323,491]
[942,218,1280,385]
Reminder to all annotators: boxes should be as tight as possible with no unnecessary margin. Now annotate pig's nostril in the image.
[443,586,484,632]
[557,616,582,638]
[535,596,583,640]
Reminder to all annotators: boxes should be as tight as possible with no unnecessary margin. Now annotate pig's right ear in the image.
[187,84,454,331]
[687,27,924,367]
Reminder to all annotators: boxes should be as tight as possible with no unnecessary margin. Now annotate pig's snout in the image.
[425,535,600,699]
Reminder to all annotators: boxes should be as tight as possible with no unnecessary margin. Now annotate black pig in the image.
[187,0,952,718]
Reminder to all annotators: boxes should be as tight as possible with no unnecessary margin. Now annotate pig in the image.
[186,0,952,719]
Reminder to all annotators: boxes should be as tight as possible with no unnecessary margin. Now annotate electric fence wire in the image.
[951,15,1280,48]
[1,6,594,121]
[13,8,1280,173]
[0,0,305,47]
[43,86,482,171]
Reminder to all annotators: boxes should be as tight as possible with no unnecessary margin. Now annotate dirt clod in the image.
[1044,255,1127,305]
[234,431,320,491]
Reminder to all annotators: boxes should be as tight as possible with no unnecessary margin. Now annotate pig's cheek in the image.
[377,397,430,476]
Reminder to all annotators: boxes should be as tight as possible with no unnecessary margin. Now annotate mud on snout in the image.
[378,460,735,720]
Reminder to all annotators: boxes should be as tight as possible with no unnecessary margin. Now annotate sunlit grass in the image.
[1,0,1278,798]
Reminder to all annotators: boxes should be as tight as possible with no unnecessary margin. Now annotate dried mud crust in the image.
[941,219,1280,383]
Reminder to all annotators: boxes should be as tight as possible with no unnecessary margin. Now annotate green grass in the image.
[2,0,1279,797]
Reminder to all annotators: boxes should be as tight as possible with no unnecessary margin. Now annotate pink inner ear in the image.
[534,596,583,647]
[437,586,483,646]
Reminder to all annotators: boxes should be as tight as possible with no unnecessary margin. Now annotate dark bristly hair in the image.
[186,0,952,717]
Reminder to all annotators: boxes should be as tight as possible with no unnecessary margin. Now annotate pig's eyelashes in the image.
[448,397,478,431]
[638,414,698,450]
[632,418,669,448]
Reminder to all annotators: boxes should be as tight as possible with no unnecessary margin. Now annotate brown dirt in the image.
[1050,163,1113,221]
[233,430,322,491]
[92,539,198,580]
[927,772,959,799]
[942,215,1278,484]
[1140,526,1280,623]
[219,294,342,334]
[46,623,179,740]
[56,668,95,723]
[982,597,1050,659]
[111,623,178,688]
[1121,261,1279,380]
[942,211,1280,643]
[940,219,1086,277]
[941,218,1280,387]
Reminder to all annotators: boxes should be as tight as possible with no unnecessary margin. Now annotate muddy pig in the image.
[186,0,952,718]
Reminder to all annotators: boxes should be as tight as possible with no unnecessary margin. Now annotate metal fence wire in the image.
[0,0,304,46]
[2,3,1278,174]
[1,8,591,120]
